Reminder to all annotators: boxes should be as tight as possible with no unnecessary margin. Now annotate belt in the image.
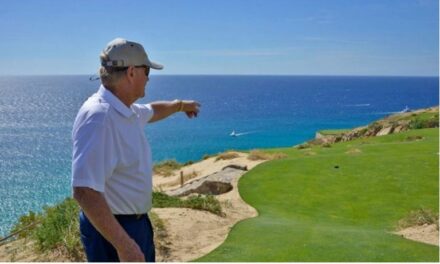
[114,213,148,220]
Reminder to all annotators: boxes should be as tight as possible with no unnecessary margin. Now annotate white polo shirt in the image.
[72,85,154,214]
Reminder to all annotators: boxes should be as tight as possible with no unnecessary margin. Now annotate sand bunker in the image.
[394,224,439,246]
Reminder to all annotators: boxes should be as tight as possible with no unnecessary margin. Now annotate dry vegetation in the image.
[153,160,183,177]
[157,170,200,189]
[247,150,288,161]
[397,208,439,231]
[215,151,240,161]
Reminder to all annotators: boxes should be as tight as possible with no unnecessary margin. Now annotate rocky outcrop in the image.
[376,126,394,136]
[308,106,439,146]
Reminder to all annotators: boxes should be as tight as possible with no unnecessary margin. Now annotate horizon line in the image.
[0,73,438,78]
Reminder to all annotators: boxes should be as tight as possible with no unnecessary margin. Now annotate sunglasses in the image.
[136,65,150,77]
[112,65,150,76]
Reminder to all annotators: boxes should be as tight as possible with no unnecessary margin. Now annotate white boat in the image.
[230,130,237,137]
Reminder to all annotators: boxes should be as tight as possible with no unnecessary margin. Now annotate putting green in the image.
[197,128,439,262]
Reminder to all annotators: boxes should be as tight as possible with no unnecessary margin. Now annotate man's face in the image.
[134,66,150,99]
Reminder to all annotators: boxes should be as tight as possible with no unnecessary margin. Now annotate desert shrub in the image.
[153,159,183,177]
[152,191,183,207]
[11,198,83,261]
[215,151,240,161]
[248,150,288,161]
[247,150,268,160]
[296,143,310,149]
[152,192,223,216]
[405,135,424,141]
[10,211,42,239]
[33,198,82,260]
[185,195,223,216]
[409,119,424,129]
[398,208,439,230]
[409,118,439,129]
[183,160,194,166]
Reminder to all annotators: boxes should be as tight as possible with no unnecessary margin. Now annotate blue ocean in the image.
[0,75,438,236]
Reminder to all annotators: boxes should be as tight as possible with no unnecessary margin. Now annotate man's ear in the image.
[126,66,135,82]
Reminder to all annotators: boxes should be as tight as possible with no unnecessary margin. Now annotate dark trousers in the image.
[79,211,155,262]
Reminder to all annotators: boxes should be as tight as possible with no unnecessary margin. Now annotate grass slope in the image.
[197,128,439,262]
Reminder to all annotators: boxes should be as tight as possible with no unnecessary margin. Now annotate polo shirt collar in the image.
[97,85,135,118]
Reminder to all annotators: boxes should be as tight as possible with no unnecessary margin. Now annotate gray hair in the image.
[99,53,127,91]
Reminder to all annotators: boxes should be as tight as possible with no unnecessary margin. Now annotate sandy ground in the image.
[153,152,263,191]
[394,224,439,246]
[0,151,438,261]
[152,152,263,261]
[0,238,71,262]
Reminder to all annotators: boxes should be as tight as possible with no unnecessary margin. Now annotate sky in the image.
[0,0,438,76]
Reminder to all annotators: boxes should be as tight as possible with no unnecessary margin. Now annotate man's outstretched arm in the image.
[148,99,201,123]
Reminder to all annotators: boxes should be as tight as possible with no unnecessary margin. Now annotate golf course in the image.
[1,109,438,262]
[197,127,439,262]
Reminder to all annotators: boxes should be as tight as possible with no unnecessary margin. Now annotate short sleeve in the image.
[132,103,154,124]
[71,120,115,192]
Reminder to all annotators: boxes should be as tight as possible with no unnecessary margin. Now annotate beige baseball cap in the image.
[101,38,163,70]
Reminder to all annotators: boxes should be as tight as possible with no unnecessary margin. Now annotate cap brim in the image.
[148,61,163,70]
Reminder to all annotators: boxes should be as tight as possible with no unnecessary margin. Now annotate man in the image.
[72,38,200,262]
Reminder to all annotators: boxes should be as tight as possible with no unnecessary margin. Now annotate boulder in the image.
[222,164,247,171]
[376,126,394,136]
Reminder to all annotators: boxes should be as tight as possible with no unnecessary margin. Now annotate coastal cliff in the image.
[309,106,439,146]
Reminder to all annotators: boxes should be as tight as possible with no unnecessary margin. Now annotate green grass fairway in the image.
[197,128,439,262]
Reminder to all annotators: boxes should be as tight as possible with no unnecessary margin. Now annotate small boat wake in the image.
[230,130,255,137]
[399,105,411,113]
